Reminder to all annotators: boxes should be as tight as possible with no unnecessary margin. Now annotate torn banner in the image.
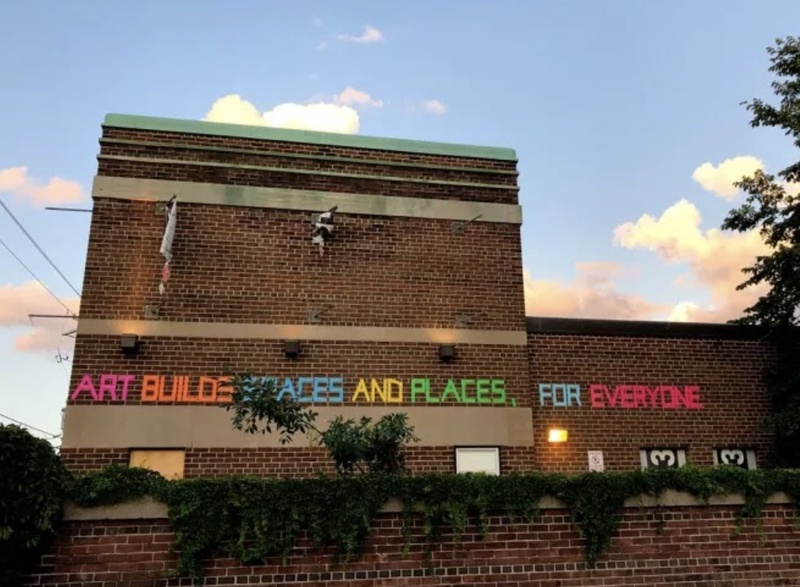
[159,198,177,295]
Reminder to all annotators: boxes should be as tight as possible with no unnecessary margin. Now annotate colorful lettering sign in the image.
[538,383,703,410]
[70,374,515,406]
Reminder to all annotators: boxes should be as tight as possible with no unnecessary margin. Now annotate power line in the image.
[0,412,60,438]
[0,236,75,315]
[0,199,81,297]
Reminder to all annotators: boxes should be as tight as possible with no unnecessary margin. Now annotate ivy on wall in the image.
[68,465,800,581]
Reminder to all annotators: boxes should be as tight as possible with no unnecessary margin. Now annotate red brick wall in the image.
[67,337,529,407]
[60,446,536,478]
[77,199,526,329]
[99,126,520,204]
[27,503,800,586]
[529,333,774,472]
[65,122,529,477]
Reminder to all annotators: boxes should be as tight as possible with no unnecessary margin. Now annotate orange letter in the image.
[142,376,162,402]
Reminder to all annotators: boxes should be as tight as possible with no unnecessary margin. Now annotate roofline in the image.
[525,316,796,341]
[102,113,518,162]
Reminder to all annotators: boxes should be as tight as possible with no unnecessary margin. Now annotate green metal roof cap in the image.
[102,113,517,162]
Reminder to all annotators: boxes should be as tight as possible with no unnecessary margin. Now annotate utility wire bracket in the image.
[452,214,483,234]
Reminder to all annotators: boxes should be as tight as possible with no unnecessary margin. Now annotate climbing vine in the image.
[66,465,800,581]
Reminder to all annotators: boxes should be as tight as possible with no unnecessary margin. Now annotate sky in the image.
[1,0,798,444]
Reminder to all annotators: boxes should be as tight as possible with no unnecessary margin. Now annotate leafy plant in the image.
[721,36,800,465]
[225,374,319,443]
[68,463,168,507]
[66,465,800,582]
[225,374,419,474]
[0,424,70,586]
[318,414,419,475]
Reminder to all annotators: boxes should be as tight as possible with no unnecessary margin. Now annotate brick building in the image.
[60,113,775,479]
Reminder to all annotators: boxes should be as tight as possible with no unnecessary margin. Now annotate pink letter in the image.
[645,386,659,407]
[118,375,136,402]
[589,384,605,408]
[661,386,679,409]
[619,385,635,409]
[632,386,647,408]
[683,386,703,409]
[605,385,621,407]
[98,375,118,401]
[70,375,99,400]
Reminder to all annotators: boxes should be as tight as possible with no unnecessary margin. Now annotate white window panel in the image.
[455,447,500,475]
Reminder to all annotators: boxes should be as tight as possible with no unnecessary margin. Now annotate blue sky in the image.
[1,0,798,442]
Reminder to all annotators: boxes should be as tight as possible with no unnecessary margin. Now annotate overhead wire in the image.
[0,235,75,315]
[0,199,82,297]
[0,412,61,438]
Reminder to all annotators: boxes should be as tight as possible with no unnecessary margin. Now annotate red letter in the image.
[606,385,621,407]
[683,386,703,409]
[632,385,647,408]
[661,386,679,409]
[589,384,605,408]
[619,385,635,409]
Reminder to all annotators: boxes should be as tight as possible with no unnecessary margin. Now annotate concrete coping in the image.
[63,490,795,521]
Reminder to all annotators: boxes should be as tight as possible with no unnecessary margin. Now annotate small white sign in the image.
[588,450,604,472]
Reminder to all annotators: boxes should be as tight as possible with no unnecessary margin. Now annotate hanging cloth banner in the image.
[160,198,177,263]
[158,198,177,295]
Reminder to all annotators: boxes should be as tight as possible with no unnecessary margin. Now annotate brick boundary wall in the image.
[27,500,800,586]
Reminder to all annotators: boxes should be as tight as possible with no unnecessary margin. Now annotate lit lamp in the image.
[120,333,140,355]
[548,428,568,443]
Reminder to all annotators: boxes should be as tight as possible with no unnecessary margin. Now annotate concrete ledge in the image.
[91,176,523,224]
[75,319,529,345]
[64,496,168,520]
[62,491,794,521]
[61,406,534,449]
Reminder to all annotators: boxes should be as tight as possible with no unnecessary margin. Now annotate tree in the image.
[722,36,800,465]
[225,374,419,474]
[0,424,70,586]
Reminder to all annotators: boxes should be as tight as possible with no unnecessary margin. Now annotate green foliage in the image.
[0,424,70,586]
[225,374,318,443]
[721,36,800,465]
[68,465,800,582]
[319,414,420,475]
[226,374,419,474]
[68,464,168,507]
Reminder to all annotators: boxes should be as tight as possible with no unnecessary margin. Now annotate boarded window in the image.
[129,449,186,479]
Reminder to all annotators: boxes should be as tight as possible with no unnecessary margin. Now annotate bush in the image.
[0,424,70,586]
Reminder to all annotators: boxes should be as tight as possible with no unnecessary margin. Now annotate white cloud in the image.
[0,281,79,353]
[334,87,384,109]
[315,41,328,51]
[337,25,383,44]
[0,167,83,206]
[691,156,764,200]
[613,198,770,322]
[313,17,323,27]
[421,100,447,115]
[524,262,668,320]
[203,94,360,134]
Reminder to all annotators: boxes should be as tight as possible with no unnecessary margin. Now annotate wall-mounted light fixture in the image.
[284,340,301,359]
[548,428,568,443]
[120,333,140,355]
[438,344,456,363]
